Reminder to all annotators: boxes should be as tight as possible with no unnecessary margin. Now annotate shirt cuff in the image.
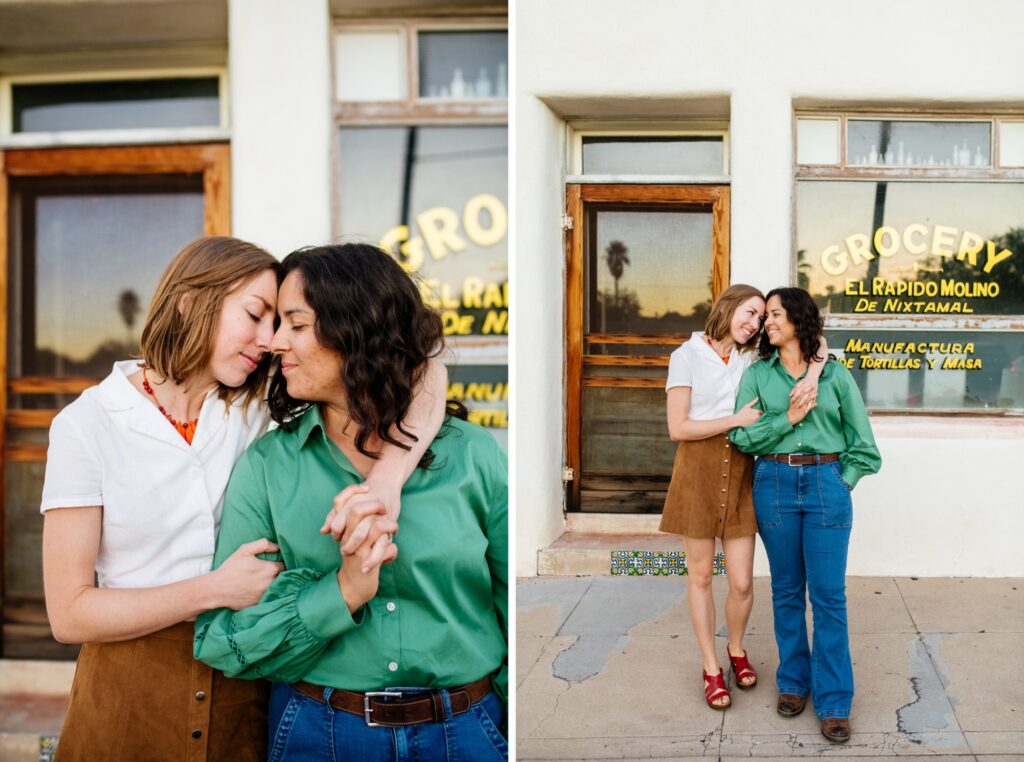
[840,467,862,490]
[296,570,362,642]
[770,413,794,438]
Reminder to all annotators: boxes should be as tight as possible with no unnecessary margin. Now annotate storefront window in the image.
[797,181,1024,316]
[12,77,221,132]
[335,19,507,446]
[796,113,1024,412]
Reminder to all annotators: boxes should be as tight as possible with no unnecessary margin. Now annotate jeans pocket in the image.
[751,457,765,490]
[469,693,509,759]
[752,461,781,529]
[822,463,853,528]
[267,689,304,762]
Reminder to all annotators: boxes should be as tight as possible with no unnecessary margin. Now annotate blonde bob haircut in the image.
[704,284,766,352]
[139,236,278,408]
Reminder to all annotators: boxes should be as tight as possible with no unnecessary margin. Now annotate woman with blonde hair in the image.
[661,284,824,710]
[41,236,445,761]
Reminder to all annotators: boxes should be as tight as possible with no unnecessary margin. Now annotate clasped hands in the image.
[321,481,400,614]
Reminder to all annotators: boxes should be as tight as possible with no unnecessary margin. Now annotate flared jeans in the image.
[752,457,854,719]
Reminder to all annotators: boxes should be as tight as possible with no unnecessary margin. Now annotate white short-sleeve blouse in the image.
[666,332,756,421]
[40,361,271,590]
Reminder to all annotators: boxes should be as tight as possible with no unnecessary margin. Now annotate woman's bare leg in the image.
[682,535,728,707]
[722,534,756,685]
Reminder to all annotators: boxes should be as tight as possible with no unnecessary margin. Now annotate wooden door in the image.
[565,184,730,513]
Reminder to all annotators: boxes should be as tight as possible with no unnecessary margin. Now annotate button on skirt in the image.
[659,433,757,539]
[55,621,267,762]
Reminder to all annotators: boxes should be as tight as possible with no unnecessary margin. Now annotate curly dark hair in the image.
[268,243,464,468]
[758,287,824,363]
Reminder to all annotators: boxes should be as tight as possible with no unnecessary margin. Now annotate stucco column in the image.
[228,0,333,256]
[728,88,794,291]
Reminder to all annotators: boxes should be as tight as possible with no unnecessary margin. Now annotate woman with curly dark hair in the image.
[193,243,508,761]
[728,287,881,744]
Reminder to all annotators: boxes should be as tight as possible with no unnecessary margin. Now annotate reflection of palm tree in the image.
[117,289,141,352]
[796,249,812,290]
[604,240,630,303]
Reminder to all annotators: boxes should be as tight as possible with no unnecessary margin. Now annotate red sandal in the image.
[702,669,731,710]
[728,648,758,689]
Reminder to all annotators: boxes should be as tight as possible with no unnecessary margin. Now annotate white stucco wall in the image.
[228,0,333,256]
[516,0,1024,576]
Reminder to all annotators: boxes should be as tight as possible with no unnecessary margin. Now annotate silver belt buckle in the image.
[364,690,403,727]
[787,453,804,466]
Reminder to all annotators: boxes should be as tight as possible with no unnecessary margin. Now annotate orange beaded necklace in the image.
[141,367,199,445]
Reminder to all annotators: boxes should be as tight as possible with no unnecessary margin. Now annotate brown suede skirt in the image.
[55,621,267,762]
[659,433,757,539]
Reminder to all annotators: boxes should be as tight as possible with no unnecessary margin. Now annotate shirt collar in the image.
[765,350,782,366]
[294,403,327,448]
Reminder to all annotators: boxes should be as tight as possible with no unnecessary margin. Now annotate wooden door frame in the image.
[564,183,730,512]
[0,143,230,637]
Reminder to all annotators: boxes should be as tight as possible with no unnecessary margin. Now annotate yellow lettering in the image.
[983,241,1014,274]
[463,194,507,247]
[462,276,484,308]
[481,310,509,334]
[931,225,957,256]
[956,230,985,266]
[845,233,874,267]
[873,226,900,258]
[417,206,466,261]
[903,223,928,254]
[821,245,848,276]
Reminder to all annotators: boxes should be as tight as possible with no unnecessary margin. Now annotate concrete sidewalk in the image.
[517,576,1024,760]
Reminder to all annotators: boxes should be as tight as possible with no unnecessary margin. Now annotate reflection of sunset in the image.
[32,192,203,372]
[798,181,1024,311]
[593,209,712,318]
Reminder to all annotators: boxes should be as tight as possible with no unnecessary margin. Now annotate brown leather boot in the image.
[776,693,806,717]
[821,717,851,743]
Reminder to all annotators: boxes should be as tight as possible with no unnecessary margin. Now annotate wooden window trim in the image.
[565,183,730,512]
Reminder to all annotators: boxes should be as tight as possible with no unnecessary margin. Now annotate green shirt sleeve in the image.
[835,367,882,489]
[728,366,794,455]
[193,450,362,682]
[484,442,509,707]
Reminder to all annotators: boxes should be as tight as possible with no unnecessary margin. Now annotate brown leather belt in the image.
[291,675,492,727]
[761,453,840,466]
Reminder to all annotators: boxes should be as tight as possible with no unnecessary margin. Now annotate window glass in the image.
[335,30,406,101]
[796,180,1024,316]
[447,364,507,449]
[338,126,507,338]
[585,205,713,335]
[826,329,1024,410]
[796,118,840,165]
[417,30,507,99]
[581,136,724,175]
[9,176,205,379]
[13,78,220,132]
[847,119,991,167]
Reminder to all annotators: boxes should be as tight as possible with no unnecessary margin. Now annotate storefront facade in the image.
[0,0,506,661]
[515,0,1024,577]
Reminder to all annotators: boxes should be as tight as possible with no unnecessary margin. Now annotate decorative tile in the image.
[40,736,58,762]
[610,550,727,576]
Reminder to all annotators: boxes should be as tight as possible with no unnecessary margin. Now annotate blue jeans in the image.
[267,682,508,761]
[752,457,854,719]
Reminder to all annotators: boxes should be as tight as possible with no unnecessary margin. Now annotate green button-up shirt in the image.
[193,405,508,704]
[728,353,882,488]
